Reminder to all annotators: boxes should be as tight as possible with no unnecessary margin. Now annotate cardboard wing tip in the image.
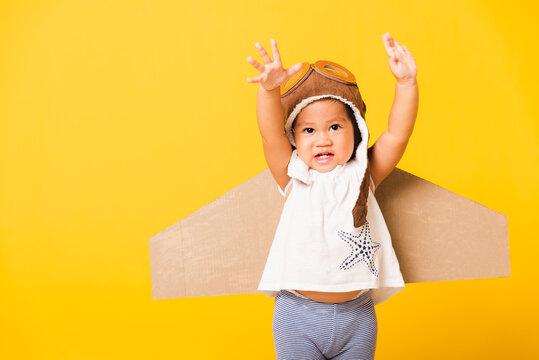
[149,169,283,299]
[377,168,511,283]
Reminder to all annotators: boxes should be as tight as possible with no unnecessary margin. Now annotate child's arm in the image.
[368,33,419,189]
[246,40,302,191]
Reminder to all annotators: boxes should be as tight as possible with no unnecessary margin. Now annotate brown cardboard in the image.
[149,168,510,299]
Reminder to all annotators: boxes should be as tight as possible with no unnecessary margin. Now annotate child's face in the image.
[293,99,355,173]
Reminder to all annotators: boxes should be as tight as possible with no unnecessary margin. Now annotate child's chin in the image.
[311,163,338,173]
[311,156,338,171]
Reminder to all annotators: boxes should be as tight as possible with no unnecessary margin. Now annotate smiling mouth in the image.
[315,152,334,162]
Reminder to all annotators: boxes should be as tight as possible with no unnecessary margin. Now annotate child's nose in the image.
[314,131,332,145]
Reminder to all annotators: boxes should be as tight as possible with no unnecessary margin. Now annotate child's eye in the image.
[330,124,341,131]
[303,128,314,134]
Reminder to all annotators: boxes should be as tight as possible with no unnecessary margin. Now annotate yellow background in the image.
[1,0,537,358]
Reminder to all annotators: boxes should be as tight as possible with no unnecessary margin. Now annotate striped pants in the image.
[273,290,377,360]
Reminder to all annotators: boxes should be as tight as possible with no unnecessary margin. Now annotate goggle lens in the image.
[313,60,356,84]
[280,62,311,96]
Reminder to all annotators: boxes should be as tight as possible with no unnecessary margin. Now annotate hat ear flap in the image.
[352,166,371,228]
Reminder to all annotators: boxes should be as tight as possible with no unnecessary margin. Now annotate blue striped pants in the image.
[273,290,377,360]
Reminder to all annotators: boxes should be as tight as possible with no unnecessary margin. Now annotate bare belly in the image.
[296,289,364,303]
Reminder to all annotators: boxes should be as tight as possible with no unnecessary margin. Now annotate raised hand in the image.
[382,33,417,84]
[246,39,303,91]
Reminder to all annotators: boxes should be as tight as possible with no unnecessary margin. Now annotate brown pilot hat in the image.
[280,60,371,228]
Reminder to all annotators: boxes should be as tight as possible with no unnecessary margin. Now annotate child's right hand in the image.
[246,39,303,92]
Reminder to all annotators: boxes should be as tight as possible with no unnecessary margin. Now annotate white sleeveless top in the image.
[258,150,405,306]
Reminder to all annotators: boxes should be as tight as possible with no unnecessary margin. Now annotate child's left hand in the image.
[382,33,417,85]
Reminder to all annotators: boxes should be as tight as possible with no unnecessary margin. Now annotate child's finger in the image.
[247,56,265,72]
[389,51,397,64]
[391,37,405,55]
[286,62,303,77]
[255,42,272,64]
[382,33,395,57]
[382,32,392,43]
[246,73,263,83]
[383,42,396,60]
[402,45,411,55]
[271,39,282,64]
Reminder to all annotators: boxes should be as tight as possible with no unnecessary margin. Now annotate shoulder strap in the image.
[277,178,293,197]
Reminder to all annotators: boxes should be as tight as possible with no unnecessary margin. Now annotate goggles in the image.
[280,60,357,97]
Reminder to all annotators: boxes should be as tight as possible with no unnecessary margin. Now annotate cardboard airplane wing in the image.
[149,168,510,299]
